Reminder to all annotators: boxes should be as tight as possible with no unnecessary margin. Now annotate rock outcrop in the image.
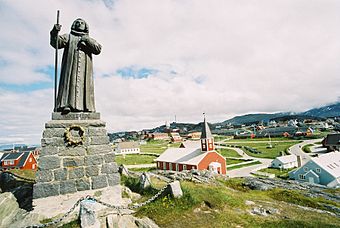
[0,192,44,228]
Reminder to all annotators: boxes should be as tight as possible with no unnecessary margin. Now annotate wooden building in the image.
[0,151,37,170]
[156,116,226,174]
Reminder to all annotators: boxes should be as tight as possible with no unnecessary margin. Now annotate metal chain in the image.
[1,171,36,183]
[25,183,170,227]
[25,196,87,228]
[88,183,169,210]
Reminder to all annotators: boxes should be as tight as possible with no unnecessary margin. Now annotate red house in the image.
[156,116,226,174]
[0,151,37,170]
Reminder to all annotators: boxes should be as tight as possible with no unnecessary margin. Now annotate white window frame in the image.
[176,163,179,171]
[316,168,321,173]
[163,162,166,170]
[169,163,172,171]
[183,164,187,171]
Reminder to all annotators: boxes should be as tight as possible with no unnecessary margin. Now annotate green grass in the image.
[302,144,313,153]
[258,167,296,179]
[115,154,157,165]
[267,189,340,213]
[227,158,250,165]
[129,167,157,172]
[7,169,36,180]
[216,148,241,158]
[227,137,300,142]
[133,178,340,228]
[228,161,262,170]
[140,140,181,154]
[226,141,299,159]
[61,220,80,228]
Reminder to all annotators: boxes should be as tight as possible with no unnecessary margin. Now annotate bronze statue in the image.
[50,18,102,113]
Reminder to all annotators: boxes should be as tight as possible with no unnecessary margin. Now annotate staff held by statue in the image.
[54,10,60,112]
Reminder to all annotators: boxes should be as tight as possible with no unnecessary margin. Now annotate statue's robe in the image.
[50,29,101,112]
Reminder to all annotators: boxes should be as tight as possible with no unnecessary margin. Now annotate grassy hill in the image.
[124,177,340,228]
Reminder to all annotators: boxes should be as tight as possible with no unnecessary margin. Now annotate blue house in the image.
[289,152,340,188]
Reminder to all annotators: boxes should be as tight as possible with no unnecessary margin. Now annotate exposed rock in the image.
[140,173,152,189]
[135,217,159,228]
[243,177,340,204]
[167,181,183,198]
[122,186,141,201]
[245,200,255,206]
[0,192,44,228]
[80,200,101,228]
[153,170,215,184]
[251,207,269,216]
[106,214,159,228]
[0,172,34,211]
[0,192,21,227]
[106,214,137,228]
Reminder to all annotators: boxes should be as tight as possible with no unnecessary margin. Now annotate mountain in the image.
[302,102,340,118]
[221,113,287,125]
[220,102,340,126]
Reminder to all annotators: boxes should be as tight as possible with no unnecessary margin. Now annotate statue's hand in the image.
[53,24,62,32]
[80,35,90,43]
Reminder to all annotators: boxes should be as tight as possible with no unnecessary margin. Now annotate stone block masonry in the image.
[33,112,120,199]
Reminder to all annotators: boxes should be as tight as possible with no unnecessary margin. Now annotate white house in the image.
[271,154,298,169]
[289,152,340,188]
[114,141,140,154]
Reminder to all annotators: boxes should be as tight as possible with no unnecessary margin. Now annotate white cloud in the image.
[0,0,340,143]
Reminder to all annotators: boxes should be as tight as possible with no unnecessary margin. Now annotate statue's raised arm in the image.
[50,18,102,114]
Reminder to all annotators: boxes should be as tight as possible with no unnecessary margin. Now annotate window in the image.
[29,158,32,162]
[9,160,14,165]
[163,162,166,171]
[316,168,321,173]
[183,165,187,170]
[176,164,179,171]
[169,163,172,171]
[299,174,306,180]
[304,167,309,172]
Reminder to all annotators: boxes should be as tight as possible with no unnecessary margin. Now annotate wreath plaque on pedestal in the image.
[64,125,85,146]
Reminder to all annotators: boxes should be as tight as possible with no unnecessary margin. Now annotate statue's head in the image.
[71,18,89,34]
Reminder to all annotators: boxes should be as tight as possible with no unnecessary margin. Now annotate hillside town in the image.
[1,1,340,227]
[1,110,340,227]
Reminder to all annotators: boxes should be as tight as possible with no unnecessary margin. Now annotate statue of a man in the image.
[50,18,102,113]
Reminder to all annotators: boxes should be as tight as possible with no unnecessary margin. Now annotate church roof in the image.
[201,117,212,139]
[155,148,207,165]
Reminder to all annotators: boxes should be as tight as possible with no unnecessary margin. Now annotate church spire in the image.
[200,113,214,152]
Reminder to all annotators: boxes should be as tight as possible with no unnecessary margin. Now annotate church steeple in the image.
[200,114,214,152]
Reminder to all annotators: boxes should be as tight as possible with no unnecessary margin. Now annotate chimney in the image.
[297,155,302,167]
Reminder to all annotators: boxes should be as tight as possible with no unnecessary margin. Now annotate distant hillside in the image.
[270,114,325,122]
[221,113,287,125]
[302,102,340,118]
[220,102,340,126]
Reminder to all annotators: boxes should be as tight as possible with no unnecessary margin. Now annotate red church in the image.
[156,116,226,174]
[0,151,37,170]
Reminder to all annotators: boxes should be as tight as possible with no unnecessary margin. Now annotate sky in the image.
[0,0,340,145]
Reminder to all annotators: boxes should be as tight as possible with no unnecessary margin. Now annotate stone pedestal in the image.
[33,112,120,199]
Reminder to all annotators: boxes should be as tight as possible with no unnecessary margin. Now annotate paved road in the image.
[287,139,322,166]
[227,160,272,178]
[216,145,273,177]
